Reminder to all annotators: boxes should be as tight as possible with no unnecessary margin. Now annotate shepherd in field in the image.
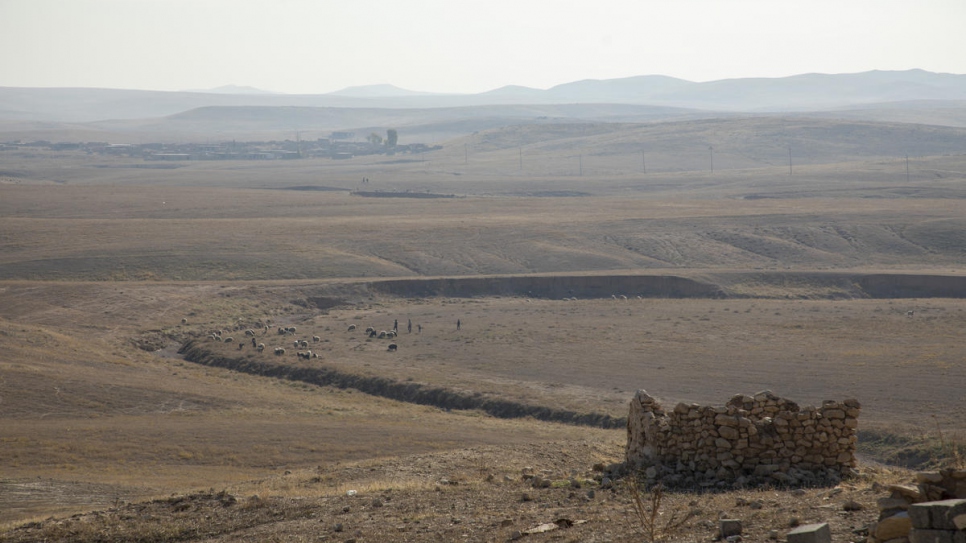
[457,319,461,331]
[407,319,412,333]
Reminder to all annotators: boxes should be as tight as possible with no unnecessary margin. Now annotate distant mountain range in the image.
[2,70,966,125]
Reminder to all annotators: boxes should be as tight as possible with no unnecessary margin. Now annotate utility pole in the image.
[709,145,714,174]
[788,145,793,175]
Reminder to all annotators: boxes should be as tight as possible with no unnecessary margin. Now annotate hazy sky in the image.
[2,0,964,94]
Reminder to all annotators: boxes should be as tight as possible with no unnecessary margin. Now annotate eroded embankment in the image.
[368,274,725,299]
[178,340,625,429]
[365,272,966,300]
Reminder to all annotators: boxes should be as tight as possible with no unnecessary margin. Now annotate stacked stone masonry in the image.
[625,390,860,486]
[870,469,966,543]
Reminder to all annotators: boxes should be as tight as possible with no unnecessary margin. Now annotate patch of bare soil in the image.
[1,440,896,543]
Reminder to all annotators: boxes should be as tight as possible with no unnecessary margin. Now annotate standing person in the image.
[407,319,412,333]
[417,324,422,334]
[393,319,398,332]
[456,319,461,331]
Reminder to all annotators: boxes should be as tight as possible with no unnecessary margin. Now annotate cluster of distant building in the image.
[0,133,441,161]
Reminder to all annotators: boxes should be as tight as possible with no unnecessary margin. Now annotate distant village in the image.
[0,131,441,161]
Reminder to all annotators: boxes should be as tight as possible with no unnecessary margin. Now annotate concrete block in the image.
[787,522,831,543]
[909,529,955,543]
[909,500,966,530]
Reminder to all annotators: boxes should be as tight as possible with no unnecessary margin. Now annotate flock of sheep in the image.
[201,319,400,359]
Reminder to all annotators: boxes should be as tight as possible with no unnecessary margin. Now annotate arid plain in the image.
[2,116,966,541]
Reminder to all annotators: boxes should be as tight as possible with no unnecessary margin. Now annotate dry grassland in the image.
[1,125,965,538]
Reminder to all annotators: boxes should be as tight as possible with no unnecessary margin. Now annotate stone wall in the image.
[625,390,860,487]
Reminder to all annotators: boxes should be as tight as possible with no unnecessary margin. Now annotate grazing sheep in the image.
[620,295,627,301]
[347,324,356,332]
[245,329,256,337]
[237,343,244,350]
[274,347,286,356]
[378,331,387,339]
[209,334,218,341]
[224,337,234,343]
[181,318,188,325]
[256,343,265,352]
[312,352,319,359]
[387,343,397,352]
[299,340,308,349]
[906,310,915,317]
[365,326,375,334]
[369,329,377,338]
[293,340,300,348]
[287,326,297,334]
[387,330,396,339]
[278,327,287,335]
[312,335,320,342]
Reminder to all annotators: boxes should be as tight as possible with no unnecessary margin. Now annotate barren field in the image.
[2,119,966,540]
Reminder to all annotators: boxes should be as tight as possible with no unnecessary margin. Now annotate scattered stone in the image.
[787,522,831,543]
[889,485,923,501]
[843,499,863,511]
[917,472,945,484]
[523,522,558,535]
[875,512,912,541]
[333,523,343,532]
[719,519,742,539]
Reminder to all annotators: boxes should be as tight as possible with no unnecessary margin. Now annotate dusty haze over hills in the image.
[3,1,965,94]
